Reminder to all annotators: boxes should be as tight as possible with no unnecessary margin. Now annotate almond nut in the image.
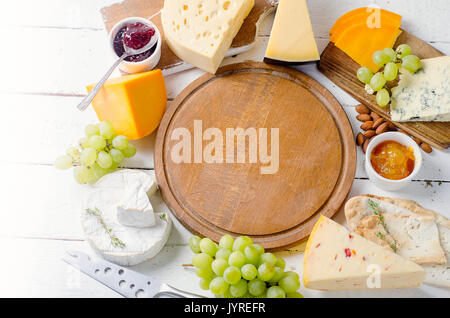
[371,111,381,121]
[362,139,370,153]
[388,122,396,131]
[363,130,376,138]
[355,104,370,114]
[372,118,385,129]
[356,114,372,122]
[375,122,389,134]
[361,121,373,131]
[356,133,364,146]
[420,143,432,153]
[413,137,422,145]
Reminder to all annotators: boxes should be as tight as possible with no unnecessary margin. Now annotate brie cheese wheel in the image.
[161,0,254,74]
[81,170,171,266]
[117,178,158,228]
[303,216,425,291]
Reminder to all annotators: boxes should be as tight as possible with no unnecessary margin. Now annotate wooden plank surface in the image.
[0,0,449,298]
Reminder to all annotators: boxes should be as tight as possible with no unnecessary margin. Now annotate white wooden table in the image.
[0,0,449,298]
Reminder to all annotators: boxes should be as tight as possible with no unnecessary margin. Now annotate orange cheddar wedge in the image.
[87,70,167,140]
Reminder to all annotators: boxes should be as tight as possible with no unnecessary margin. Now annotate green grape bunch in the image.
[189,234,304,298]
[356,44,422,107]
[54,120,137,184]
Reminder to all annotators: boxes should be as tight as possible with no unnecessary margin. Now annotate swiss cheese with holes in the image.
[161,0,254,73]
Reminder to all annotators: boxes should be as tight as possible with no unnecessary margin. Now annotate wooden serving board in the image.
[101,0,277,74]
[154,62,356,250]
[319,30,450,150]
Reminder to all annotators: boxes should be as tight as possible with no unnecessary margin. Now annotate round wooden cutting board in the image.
[155,62,356,250]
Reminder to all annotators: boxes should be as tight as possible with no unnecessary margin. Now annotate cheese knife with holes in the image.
[62,250,204,298]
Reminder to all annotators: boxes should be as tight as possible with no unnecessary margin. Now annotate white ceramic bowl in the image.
[365,132,422,191]
[109,17,162,74]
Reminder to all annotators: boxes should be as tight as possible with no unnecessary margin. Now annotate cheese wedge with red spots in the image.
[303,216,424,291]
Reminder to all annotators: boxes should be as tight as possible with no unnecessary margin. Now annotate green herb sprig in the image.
[86,208,126,248]
[368,199,398,252]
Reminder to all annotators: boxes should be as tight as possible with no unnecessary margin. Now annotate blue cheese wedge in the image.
[391,56,450,122]
[303,216,424,291]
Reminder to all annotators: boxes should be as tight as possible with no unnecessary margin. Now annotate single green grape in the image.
[396,44,412,59]
[369,72,387,92]
[189,235,201,253]
[112,135,129,150]
[99,121,115,139]
[232,236,253,252]
[66,147,81,160]
[356,67,373,84]
[80,147,97,166]
[110,149,124,164]
[199,238,217,257]
[209,277,229,295]
[73,165,95,184]
[195,267,215,280]
[229,279,247,298]
[383,62,399,81]
[267,286,286,298]
[91,163,108,180]
[244,246,259,265]
[248,279,266,297]
[79,137,90,149]
[89,135,106,150]
[372,50,390,67]
[223,266,241,285]
[287,292,304,298]
[192,252,213,270]
[215,248,232,261]
[228,251,246,268]
[282,271,300,281]
[211,259,229,276]
[199,278,211,290]
[383,48,396,61]
[250,244,264,255]
[275,258,286,270]
[219,234,234,250]
[96,151,113,169]
[268,266,284,283]
[257,263,275,281]
[241,264,258,280]
[122,144,137,158]
[279,275,301,293]
[376,88,390,107]
[402,55,421,73]
[259,252,277,266]
[85,124,100,137]
[54,155,73,170]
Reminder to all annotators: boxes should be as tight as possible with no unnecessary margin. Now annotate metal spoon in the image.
[77,27,159,112]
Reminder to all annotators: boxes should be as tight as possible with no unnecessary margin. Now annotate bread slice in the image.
[345,195,449,287]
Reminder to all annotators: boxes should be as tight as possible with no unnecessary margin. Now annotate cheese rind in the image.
[391,56,450,122]
[303,216,425,291]
[264,0,319,64]
[161,0,254,74]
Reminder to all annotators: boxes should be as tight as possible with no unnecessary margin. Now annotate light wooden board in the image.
[155,62,356,249]
[319,31,450,150]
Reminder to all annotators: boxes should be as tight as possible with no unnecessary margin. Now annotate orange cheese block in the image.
[87,70,167,140]
[330,7,401,37]
[335,23,402,72]
[330,12,401,42]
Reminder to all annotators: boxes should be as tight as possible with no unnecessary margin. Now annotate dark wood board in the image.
[154,62,356,250]
[319,30,450,150]
[101,0,277,73]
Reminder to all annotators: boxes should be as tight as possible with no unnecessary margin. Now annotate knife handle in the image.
[157,283,206,298]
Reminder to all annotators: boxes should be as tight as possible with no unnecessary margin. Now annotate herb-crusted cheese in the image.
[303,216,425,291]
[390,56,450,122]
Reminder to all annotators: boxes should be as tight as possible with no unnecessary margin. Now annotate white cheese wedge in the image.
[303,216,425,291]
[264,0,319,64]
[161,0,254,74]
[81,170,171,266]
[423,221,450,287]
[391,56,450,122]
[117,177,158,228]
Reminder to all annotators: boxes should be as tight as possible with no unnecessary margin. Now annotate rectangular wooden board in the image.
[101,0,277,74]
[319,30,450,150]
